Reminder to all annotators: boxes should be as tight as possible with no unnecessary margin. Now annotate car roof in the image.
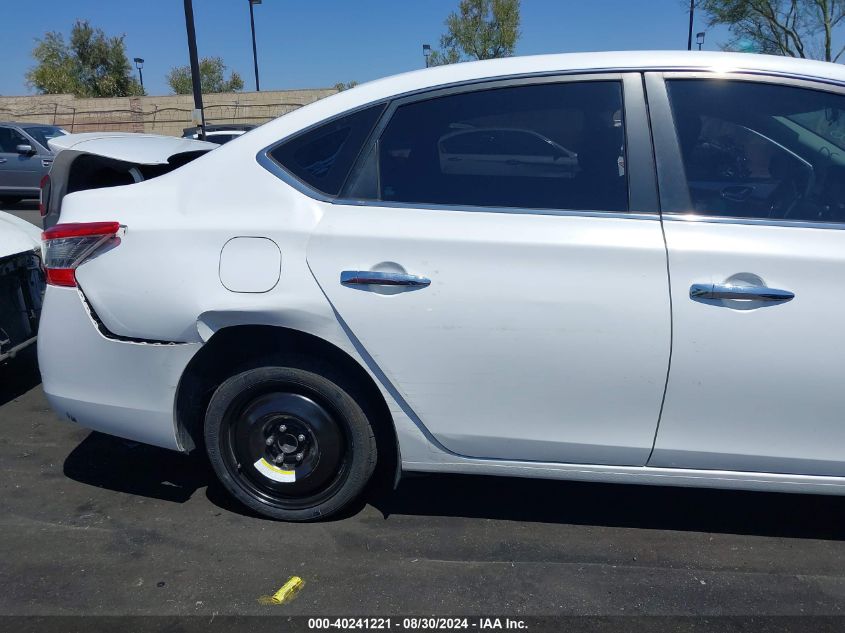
[199,50,845,167]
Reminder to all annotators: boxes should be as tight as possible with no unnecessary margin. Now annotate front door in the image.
[648,74,845,476]
[306,74,671,465]
[0,126,42,191]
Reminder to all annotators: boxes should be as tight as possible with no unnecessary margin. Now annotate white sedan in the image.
[38,51,845,521]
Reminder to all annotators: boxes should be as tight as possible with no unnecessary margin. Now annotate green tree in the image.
[333,81,359,91]
[700,0,845,61]
[26,20,143,97]
[166,57,244,95]
[429,0,521,66]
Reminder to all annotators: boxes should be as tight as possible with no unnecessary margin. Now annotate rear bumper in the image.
[38,285,201,451]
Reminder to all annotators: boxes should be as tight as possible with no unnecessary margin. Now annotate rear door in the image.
[287,74,672,465]
[647,73,845,476]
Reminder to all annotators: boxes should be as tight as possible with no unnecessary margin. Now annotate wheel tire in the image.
[205,364,377,522]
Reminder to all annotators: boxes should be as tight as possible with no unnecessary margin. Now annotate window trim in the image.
[647,70,845,229]
[259,71,660,218]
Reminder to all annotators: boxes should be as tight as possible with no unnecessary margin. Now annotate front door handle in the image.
[690,283,794,303]
[0,158,7,164]
[341,270,431,287]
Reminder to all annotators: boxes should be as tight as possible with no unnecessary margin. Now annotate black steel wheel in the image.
[205,365,377,521]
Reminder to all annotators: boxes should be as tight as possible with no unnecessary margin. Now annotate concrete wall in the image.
[0,88,338,137]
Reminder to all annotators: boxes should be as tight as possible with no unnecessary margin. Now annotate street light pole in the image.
[133,57,145,92]
[687,0,695,51]
[249,0,261,91]
[183,0,206,140]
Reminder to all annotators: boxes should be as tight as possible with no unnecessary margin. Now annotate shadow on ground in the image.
[375,472,845,540]
[0,346,42,407]
[60,427,845,540]
[63,432,216,505]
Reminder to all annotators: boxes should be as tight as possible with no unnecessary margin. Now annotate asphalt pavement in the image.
[2,197,845,621]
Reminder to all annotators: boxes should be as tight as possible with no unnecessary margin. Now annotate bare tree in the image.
[700,0,845,61]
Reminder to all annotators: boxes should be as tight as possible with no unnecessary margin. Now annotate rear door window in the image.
[349,80,628,212]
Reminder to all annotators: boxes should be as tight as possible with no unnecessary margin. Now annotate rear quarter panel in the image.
[62,151,338,346]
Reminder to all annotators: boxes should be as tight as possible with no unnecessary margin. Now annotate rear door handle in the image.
[0,158,6,164]
[341,270,431,287]
[690,283,794,303]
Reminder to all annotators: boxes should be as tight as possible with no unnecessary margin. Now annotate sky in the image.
[1,1,733,97]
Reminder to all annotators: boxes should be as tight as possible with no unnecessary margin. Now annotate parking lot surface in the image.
[2,199,845,619]
[5,352,845,618]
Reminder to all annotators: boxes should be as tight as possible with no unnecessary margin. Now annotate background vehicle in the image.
[0,211,43,362]
[182,124,256,145]
[438,127,580,179]
[36,51,845,522]
[41,132,216,229]
[0,122,66,204]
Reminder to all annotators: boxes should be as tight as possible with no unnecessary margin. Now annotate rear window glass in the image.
[269,103,386,196]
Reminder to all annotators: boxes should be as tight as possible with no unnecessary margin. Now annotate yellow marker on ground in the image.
[258,576,305,605]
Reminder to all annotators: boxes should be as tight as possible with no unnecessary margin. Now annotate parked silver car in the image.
[0,122,66,204]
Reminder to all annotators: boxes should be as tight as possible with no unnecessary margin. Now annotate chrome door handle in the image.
[690,283,794,302]
[341,270,431,287]
[0,158,6,164]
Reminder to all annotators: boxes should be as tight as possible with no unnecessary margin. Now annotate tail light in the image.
[41,222,121,287]
[39,174,50,217]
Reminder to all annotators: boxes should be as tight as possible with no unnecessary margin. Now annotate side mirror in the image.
[16,144,35,155]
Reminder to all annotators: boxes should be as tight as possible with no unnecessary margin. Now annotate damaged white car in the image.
[37,52,845,522]
[0,211,44,362]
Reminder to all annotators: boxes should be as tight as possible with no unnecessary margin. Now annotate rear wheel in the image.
[204,365,377,521]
